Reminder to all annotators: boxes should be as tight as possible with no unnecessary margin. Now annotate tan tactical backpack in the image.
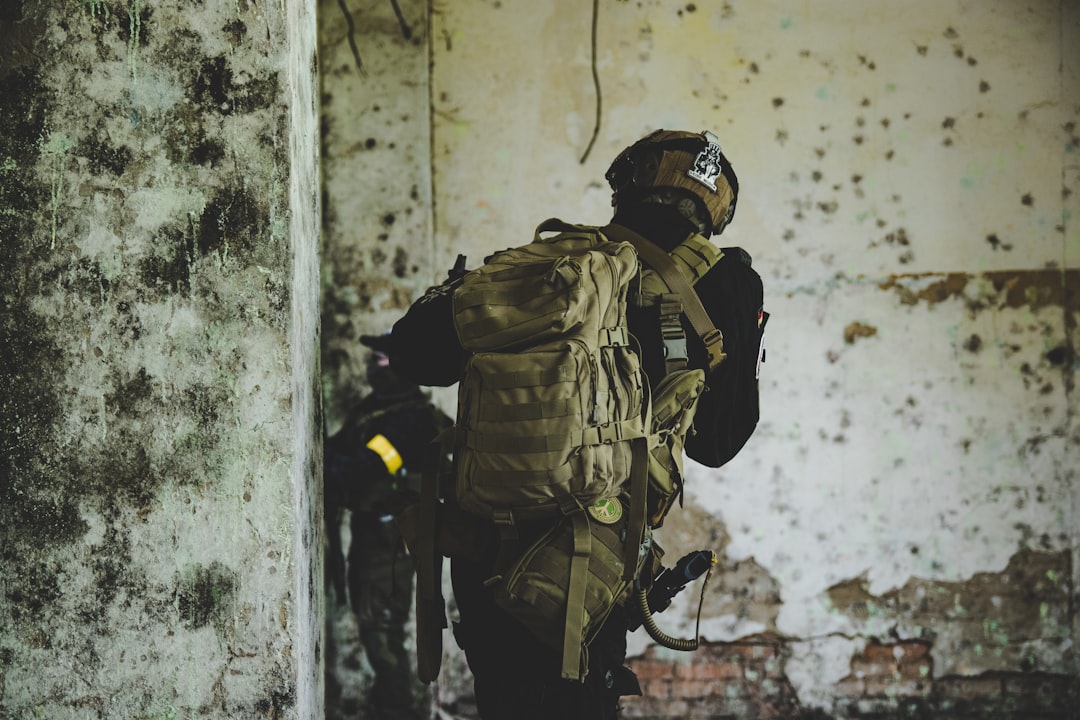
[414,219,727,682]
[452,219,646,525]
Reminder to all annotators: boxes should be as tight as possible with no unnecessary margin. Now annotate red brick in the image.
[743,665,766,684]
[673,678,719,699]
[862,672,899,696]
[672,659,742,681]
[862,642,900,661]
[629,658,675,680]
[695,646,742,666]
[705,695,754,717]
[758,699,799,720]
[620,696,689,718]
[851,658,897,677]
[895,641,931,661]
[725,642,777,662]
[864,676,932,698]
[898,657,933,681]
[630,699,691,716]
[667,699,690,714]
[762,655,785,678]
[639,677,672,699]
[670,660,695,679]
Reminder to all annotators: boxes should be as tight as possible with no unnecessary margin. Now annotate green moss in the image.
[197,184,265,257]
[138,226,193,293]
[192,54,280,117]
[222,18,246,46]
[173,561,238,631]
[0,66,81,546]
[105,367,155,416]
[75,132,134,177]
[85,500,141,612]
[161,99,226,168]
[254,677,296,718]
[117,0,152,49]
[3,560,62,621]
[40,257,113,307]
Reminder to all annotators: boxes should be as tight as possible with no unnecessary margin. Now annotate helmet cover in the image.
[606,130,738,235]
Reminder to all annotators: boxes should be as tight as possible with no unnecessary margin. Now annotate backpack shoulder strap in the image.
[601,223,727,370]
[534,217,597,239]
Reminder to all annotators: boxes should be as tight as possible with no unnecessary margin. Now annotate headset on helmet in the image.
[606,130,739,236]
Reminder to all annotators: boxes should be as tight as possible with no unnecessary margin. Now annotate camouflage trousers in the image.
[349,514,429,720]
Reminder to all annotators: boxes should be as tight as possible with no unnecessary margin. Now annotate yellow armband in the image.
[366,434,403,475]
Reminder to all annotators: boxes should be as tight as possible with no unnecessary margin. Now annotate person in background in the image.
[324,343,451,720]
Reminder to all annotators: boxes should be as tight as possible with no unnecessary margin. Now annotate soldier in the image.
[325,345,451,720]
[381,129,751,719]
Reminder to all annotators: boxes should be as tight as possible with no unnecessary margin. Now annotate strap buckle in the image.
[701,329,726,369]
[661,333,688,364]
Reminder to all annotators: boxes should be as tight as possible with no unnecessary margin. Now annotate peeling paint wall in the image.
[1,0,322,717]
[320,0,1078,717]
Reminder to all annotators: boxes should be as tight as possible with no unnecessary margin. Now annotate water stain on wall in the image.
[844,321,878,345]
[198,186,266,257]
[139,224,196,293]
[878,269,1076,313]
[192,54,280,118]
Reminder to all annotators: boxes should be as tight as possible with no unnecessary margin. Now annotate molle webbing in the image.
[645,368,705,528]
[562,511,592,679]
[494,498,644,682]
[667,234,723,285]
[453,221,644,524]
[480,362,578,390]
[461,417,642,455]
[477,397,579,422]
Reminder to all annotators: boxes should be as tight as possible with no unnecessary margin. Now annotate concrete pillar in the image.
[0,1,323,717]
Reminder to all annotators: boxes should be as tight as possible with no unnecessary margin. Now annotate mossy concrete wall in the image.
[320,0,1078,717]
[1,1,323,718]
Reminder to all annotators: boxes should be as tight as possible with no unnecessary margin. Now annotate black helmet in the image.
[606,129,738,236]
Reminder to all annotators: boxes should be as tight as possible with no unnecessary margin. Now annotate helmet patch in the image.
[687,131,725,192]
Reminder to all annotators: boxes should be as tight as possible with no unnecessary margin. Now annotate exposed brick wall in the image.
[836,641,1077,718]
[621,637,1079,719]
[833,640,934,701]
[622,634,801,719]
